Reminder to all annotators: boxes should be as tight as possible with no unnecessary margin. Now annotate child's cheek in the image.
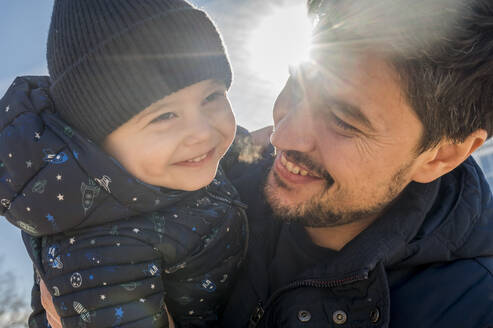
[223,108,237,146]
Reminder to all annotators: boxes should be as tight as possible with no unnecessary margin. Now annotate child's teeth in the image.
[300,170,308,176]
[188,154,207,162]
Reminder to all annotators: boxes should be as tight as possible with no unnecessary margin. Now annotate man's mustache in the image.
[284,150,334,186]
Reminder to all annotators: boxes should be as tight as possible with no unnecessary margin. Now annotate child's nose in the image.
[183,115,213,146]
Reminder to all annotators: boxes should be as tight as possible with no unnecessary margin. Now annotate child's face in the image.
[102,79,236,191]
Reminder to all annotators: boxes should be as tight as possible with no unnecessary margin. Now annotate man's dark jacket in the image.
[221,151,493,327]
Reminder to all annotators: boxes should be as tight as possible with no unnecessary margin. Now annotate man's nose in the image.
[271,101,316,153]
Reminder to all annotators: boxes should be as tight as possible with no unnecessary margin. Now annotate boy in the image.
[0,0,247,327]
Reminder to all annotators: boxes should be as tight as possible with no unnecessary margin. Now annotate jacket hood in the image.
[0,76,205,236]
[387,157,493,268]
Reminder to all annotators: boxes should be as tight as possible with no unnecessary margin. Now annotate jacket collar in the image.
[42,111,190,213]
[0,76,196,235]
[304,156,493,279]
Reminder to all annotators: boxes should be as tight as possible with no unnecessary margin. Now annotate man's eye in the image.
[151,112,177,124]
[332,115,358,133]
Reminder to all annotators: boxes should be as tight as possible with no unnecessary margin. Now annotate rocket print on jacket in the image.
[81,179,101,214]
[47,244,63,269]
[43,149,69,164]
[73,301,92,324]
[94,175,112,194]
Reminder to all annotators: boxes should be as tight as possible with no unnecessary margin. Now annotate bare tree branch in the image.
[0,257,30,328]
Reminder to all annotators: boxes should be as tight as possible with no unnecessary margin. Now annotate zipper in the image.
[206,189,248,209]
[206,190,233,205]
[248,272,369,328]
[206,189,250,263]
[205,180,248,209]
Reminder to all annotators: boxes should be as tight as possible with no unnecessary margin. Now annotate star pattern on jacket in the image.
[1,76,249,328]
[115,307,124,318]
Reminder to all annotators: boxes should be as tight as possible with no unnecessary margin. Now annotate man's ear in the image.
[412,129,487,183]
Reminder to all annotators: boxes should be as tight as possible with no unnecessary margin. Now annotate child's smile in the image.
[103,79,236,191]
[174,148,216,166]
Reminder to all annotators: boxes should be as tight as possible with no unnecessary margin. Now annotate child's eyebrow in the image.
[135,79,226,125]
[209,79,226,88]
[136,101,171,124]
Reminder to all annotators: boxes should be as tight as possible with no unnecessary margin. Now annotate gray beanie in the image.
[47,0,232,143]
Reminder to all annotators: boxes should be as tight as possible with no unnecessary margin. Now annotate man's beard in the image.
[264,150,412,228]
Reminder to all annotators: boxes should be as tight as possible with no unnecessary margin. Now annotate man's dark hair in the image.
[308,0,493,153]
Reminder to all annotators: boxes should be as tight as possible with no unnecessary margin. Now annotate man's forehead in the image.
[302,53,395,89]
[297,55,410,131]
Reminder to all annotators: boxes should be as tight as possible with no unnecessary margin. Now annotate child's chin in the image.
[180,177,215,191]
[169,172,217,192]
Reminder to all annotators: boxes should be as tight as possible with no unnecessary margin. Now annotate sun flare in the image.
[247,4,313,87]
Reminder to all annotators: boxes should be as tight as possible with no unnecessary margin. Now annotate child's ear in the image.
[411,129,487,183]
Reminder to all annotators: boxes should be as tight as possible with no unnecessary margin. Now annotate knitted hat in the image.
[47,0,232,143]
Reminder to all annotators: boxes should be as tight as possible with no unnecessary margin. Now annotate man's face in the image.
[103,79,236,191]
[265,55,426,227]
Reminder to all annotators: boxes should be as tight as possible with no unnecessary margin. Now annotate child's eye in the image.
[204,91,225,104]
[151,112,177,124]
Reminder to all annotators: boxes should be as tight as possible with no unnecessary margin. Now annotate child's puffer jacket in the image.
[0,76,248,327]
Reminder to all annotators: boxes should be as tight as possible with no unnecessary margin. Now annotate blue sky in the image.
[0,0,55,302]
[0,1,53,92]
[0,0,300,303]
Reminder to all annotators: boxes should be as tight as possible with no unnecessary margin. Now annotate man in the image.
[221,0,493,327]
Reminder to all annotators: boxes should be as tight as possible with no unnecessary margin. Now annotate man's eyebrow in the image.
[329,99,376,132]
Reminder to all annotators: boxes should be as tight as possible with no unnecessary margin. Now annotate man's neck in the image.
[304,216,377,251]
